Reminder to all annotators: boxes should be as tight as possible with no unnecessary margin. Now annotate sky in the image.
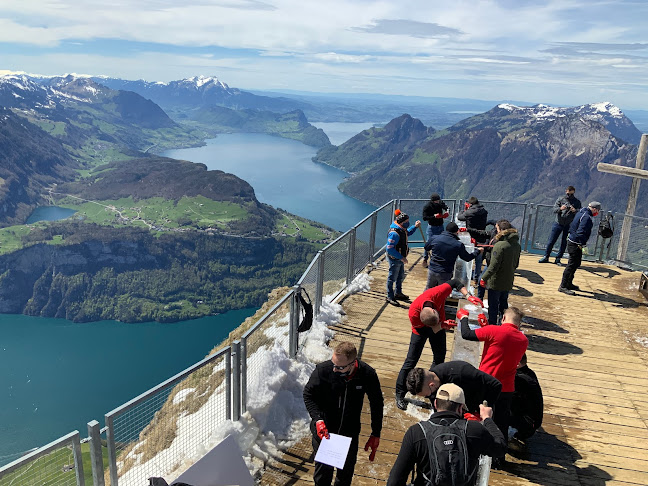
[2,0,648,109]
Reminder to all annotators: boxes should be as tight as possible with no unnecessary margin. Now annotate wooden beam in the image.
[596,162,648,180]
[617,133,648,262]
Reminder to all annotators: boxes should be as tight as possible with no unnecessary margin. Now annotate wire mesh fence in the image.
[321,232,352,300]
[599,212,648,269]
[475,201,529,241]
[374,202,396,259]
[0,431,84,486]
[353,215,374,275]
[241,291,293,415]
[104,348,231,486]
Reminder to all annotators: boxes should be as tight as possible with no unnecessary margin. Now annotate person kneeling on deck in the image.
[386,210,421,306]
[458,306,528,457]
[394,280,483,410]
[510,353,543,441]
[406,362,502,416]
[303,342,384,486]
[386,383,506,486]
[423,221,483,289]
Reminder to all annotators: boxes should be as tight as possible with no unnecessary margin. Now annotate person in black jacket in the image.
[421,193,449,268]
[423,222,483,289]
[303,342,384,486]
[386,383,506,486]
[539,186,582,265]
[406,362,501,414]
[510,354,543,440]
[559,201,601,295]
[457,197,489,283]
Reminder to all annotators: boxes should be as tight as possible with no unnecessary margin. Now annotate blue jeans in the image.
[423,224,444,260]
[487,289,509,325]
[544,222,570,260]
[477,265,487,300]
[387,257,405,299]
[473,251,484,282]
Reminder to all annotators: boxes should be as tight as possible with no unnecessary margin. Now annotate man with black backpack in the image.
[386,383,506,486]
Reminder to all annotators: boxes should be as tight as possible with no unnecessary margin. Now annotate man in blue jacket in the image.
[559,201,601,295]
[386,211,420,305]
[424,222,482,289]
[538,185,582,265]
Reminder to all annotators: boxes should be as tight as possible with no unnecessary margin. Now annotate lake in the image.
[162,133,377,231]
[0,309,256,465]
[25,206,76,224]
[2,125,378,465]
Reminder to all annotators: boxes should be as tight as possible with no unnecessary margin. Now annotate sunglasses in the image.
[332,359,356,370]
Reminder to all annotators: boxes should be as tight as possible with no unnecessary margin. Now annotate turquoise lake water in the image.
[25,206,77,224]
[2,125,378,465]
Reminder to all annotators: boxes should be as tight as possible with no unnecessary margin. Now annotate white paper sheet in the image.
[314,433,352,469]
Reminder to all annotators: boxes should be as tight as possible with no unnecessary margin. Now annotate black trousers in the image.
[509,414,538,440]
[561,241,583,288]
[312,425,359,486]
[395,327,446,398]
[493,391,513,455]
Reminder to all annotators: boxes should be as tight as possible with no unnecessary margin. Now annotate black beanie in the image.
[396,212,410,225]
[446,222,459,233]
[430,193,441,201]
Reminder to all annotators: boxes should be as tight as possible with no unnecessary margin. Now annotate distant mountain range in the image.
[315,102,647,214]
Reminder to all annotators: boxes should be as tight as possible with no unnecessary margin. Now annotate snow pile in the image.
[118,292,346,485]
[345,272,373,295]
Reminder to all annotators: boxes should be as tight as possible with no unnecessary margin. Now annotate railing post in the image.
[105,415,119,486]
[240,338,247,414]
[530,205,541,251]
[369,211,377,259]
[347,228,356,284]
[289,287,300,358]
[231,340,241,420]
[524,204,534,252]
[315,250,325,316]
[225,349,232,420]
[87,420,105,486]
[72,431,85,486]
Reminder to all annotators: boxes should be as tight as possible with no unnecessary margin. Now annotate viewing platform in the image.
[262,250,648,486]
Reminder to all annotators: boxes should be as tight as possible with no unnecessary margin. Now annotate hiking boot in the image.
[538,256,549,263]
[558,286,575,296]
[395,396,408,410]
[386,297,400,306]
[554,259,565,266]
[568,284,581,291]
[395,292,410,301]
[422,259,428,268]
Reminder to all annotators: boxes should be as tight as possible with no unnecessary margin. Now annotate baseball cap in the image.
[589,201,601,210]
[436,383,466,406]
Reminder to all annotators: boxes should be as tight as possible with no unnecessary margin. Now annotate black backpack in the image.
[296,289,313,333]
[598,214,614,239]
[418,418,472,486]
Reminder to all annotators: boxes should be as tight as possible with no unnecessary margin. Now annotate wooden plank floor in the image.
[261,250,648,486]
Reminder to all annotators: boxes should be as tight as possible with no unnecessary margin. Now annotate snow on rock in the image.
[173,388,196,405]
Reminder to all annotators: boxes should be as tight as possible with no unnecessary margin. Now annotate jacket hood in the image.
[495,228,519,242]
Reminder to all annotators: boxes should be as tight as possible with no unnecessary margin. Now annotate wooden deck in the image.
[261,250,648,486]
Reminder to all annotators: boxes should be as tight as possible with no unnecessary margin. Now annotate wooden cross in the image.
[597,133,648,262]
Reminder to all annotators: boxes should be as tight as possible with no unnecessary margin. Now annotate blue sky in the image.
[2,0,648,109]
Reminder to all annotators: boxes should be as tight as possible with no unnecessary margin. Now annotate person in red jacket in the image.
[458,305,528,467]
[394,278,483,410]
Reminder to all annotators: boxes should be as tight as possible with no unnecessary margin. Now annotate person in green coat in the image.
[479,220,521,325]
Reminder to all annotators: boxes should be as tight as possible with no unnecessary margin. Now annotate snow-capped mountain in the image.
[483,102,642,144]
[94,75,311,113]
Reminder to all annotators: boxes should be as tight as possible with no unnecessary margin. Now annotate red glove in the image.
[456,308,469,321]
[477,313,489,327]
[464,202,470,210]
[464,412,481,421]
[434,213,442,218]
[470,238,476,244]
[479,279,486,288]
[364,436,380,461]
[442,212,449,219]
[467,295,483,307]
[458,227,468,232]
[316,420,329,440]
[441,319,457,330]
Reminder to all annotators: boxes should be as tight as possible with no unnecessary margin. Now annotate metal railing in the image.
[0,431,84,486]
[104,346,231,486]
[10,197,647,486]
